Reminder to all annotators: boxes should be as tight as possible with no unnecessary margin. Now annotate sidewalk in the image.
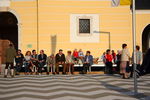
[0,74,150,100]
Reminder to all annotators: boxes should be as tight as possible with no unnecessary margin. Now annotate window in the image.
[70,14,100,43]
[79,19,90,34]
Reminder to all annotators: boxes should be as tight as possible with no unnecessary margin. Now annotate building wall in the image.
[3,0,149,57]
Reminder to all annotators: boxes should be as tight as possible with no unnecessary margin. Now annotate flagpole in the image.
[132,0,138,94]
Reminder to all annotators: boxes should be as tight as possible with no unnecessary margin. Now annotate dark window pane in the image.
[79,19,90,33]
[132,0,150,10]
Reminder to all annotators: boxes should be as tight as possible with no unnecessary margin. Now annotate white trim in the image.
[130,10,150,15]
[136,10,150,14]
[47,0,111,1]
[12,0,36,1]
[141,24,150,52]
[8,9,21,50]
[70,14,100,43]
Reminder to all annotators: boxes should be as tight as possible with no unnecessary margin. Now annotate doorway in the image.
[0,12,18,64]
[142,24,150,54]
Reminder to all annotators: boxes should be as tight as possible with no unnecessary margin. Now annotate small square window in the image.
[79,19,90,34]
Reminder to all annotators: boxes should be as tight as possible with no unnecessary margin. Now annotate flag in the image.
[120,0,131,5]
[111,0,131,7]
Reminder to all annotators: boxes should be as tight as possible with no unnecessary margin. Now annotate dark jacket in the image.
[15,53,24,64]
[38,54,47,64]
[84,55,93,65]
[141,48,150,74]
[55,53,66,63]
[5,47,16,63]
[31,54,38,62]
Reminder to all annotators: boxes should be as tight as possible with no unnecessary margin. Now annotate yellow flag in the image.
[120,0,131,5]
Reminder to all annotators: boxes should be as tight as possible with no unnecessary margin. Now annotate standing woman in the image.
[105,49,113,74]
[120,44,130,79]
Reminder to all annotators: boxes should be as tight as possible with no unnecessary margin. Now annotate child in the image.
[105,49,113,74]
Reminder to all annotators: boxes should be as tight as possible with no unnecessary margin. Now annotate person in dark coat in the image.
[15,49,24,75]
[55,49,66,74]
[38,50,47,74]
[141,48,150,75]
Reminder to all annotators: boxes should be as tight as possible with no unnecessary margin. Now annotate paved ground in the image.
[0,74,150,100]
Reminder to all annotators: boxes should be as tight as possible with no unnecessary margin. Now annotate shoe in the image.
[11,75,14,78]
[4,75,7,78]
[47,72,49,75]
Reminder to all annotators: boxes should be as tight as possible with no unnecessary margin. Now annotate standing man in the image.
[131,45,143,77]
[4,44,16,78]
[55,49,66,74]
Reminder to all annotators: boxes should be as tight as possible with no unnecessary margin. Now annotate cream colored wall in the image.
[11,0,37,53]
[136,11,150,50]
[8,0,150,58]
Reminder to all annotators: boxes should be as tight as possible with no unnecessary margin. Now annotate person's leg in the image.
[10,63,14,77]
[105,62,109,74]
[52,64,55,74]
[71,64,74,74]
[109,62,113,74]
[65,64,69,74]
[83,63,88,74]
[38,63,42,74]
[47,64,50,74]
[18,64,22,74]
[87,63,90,73]
[55,63,59,74]
[82,63,86,74]
[62,63,67,74]
[4,63,9,78]
[130,64,133,77]
[16,63,22,75]
[25,62,30,75]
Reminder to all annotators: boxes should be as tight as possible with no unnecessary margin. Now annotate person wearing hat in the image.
[55,49,66,74]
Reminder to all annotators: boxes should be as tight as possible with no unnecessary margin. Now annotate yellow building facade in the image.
[0,0,150,57]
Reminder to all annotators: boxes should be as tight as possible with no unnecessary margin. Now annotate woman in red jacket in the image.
[105,49,113,74]
[73,49,78,64]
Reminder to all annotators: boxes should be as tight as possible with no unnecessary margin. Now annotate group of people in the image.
[1,43,150,78]
[3,44,94,78]
[101,43,146,79]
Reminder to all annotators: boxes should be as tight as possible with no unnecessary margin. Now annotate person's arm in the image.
[55,54,58,63]
[91,55,93,65]
[63,54,66,62]
[139,52,143,64]
[44,54,47,62]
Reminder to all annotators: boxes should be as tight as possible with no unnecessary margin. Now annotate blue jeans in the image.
[24,62,30,73]
[15,63,23,73]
